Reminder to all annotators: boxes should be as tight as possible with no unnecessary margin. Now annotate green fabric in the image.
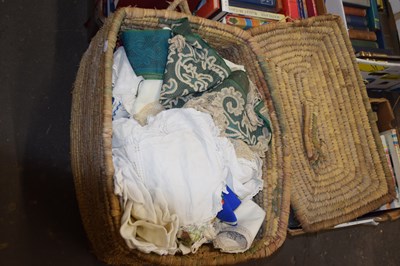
[254,101,273,136]
[160,18,231,108]
[122,29,171,80]
[155,18,272,151]
[184,71,272,151]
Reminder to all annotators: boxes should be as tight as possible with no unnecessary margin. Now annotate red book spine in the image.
[348,29,377,41]
[305,0,317,17]
[282,0,300,19]
[196,0,220,18]
[343,6,367,17]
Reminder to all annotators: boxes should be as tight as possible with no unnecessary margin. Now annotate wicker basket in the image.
[71,0,394,264]
[71,1,290,265]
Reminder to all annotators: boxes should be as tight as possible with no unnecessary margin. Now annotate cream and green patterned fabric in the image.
[184,70,272,157]
[159,18,272,154]
[160,18,231,108]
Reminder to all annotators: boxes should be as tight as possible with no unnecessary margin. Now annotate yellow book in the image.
[377,0,384,10]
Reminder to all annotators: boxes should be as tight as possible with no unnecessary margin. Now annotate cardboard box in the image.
[369,98,396,132]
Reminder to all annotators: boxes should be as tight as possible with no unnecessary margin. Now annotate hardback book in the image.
[301,0,308,18]
[297,0,305,18]
[346,14,368,28]
[375,29,385,50]
[224,13,274,29]
[357,51,400,61]
[343,5,367,16]
[314,0,326,15]
[231,0,276,7]
[348,29,377,41]
[367,0,380,31]
[229,0,282,13]
[347,25,370,31]
[282,0,300,19]
[376,0,383,10]
[354,46,394,54]
[305,0,317,17]
[351,39,379,49]
[342,0,371,7]
[195,0,221,18]
[220,0,286,20]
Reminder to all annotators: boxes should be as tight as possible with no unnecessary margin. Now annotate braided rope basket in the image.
[71,0,394,264]
[71,1,290,265]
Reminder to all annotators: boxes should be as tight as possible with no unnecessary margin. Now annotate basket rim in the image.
[99,6,292,265]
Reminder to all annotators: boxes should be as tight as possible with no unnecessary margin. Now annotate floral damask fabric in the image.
[184,71,272,157]
[160,18,231,108]
[157,18,272,154]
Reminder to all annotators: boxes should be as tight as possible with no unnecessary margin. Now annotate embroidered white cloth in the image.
[112,46,144,119]
[113,108,264,254]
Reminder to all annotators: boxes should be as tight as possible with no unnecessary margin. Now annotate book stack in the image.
[282,0,323,19]
[194,0,324,29]
[343,0,383,51]
[296,0,319,18]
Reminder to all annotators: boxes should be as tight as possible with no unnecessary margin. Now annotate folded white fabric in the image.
[113,108,265,254]
[131,79,163,116]
[113,109,227,226]
[112,46,144,119]
[213,200,266,253]
[220,140,263,202]
[112,46,164,122]
[120,199,180,255]
[113,109,227,254]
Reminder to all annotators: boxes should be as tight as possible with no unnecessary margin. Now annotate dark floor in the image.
[1,1,400,265]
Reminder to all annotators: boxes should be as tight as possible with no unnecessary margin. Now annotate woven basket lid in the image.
[250,15,396,232]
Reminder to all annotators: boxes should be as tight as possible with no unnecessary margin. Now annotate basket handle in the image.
[166,0,191,15]
[302,101,325,167]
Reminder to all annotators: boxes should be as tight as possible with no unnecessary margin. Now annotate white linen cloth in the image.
[213,200,266,253]
[112,46,144,119]
[131,79,163,115]
[113,109,227,226]
[112,108,264,255]
[112,46,163,121]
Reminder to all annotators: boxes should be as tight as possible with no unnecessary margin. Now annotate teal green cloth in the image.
[122,29,171,80]
[160,18,231,108]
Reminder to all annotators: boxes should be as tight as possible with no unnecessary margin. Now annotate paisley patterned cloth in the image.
[184,70,272,157]
[160,18,231,108]
[122,29,171,80]
[158,18,272,155]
